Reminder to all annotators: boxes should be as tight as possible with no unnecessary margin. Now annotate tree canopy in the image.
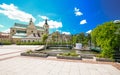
[72,33,90,47]
[91,21,120,58]
[42,34,48,43]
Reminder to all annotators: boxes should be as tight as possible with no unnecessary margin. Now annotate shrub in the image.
[16,42,44,45]
[0,41,12,45]
[59,51,79,57]
[26,50,33,54]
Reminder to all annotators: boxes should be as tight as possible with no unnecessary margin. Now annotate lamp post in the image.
[88,33,91,48]
[86,30,92,49]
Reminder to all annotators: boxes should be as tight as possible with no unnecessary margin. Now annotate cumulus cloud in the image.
[38,15,49,20]
[80,19,87,25]
[0,3,35,22]
[37,20,62,29]
[0,24,4,28]
[2,28,10,33]
[86,30,92,34]
[62,32,71,35]
[113,20,120,23]
[74,7,83,16]
[56,29,61,32]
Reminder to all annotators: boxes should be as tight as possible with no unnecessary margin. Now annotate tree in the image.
[91,21,120,58]
[71,33,90,47]
[42,34,48,43]
[71,35,77,45]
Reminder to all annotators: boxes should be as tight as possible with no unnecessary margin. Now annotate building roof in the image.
[12,33,27,38]
[0,32,10,36]
[14,23,27,28]
[14,33,27,36]
[12,33,41,39]
[13,23,44,30]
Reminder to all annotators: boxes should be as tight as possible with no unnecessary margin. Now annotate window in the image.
[38,33,40,37]
[33,33,36,37]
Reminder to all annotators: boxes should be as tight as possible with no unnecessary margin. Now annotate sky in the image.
[0,0,120,34]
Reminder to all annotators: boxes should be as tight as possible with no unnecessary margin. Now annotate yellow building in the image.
[10,18,49,43]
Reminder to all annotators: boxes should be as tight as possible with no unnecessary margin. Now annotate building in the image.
[10,18,49,43]
[47,31,71,43]
[0,32,10,43]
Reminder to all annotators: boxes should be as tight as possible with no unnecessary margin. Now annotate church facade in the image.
[10,18,49,43]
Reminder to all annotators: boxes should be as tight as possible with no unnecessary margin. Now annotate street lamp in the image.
[86,30,92,49]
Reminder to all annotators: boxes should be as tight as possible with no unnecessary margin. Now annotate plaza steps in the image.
[34,45,45,51]
[0,51,21,61]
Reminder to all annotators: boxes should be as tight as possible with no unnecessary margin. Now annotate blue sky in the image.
[0,0,120,34]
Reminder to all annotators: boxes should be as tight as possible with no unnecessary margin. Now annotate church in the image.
[10,18,49,43]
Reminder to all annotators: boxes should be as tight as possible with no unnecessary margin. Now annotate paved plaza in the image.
[0,45,40,60]
[0,45,120,75]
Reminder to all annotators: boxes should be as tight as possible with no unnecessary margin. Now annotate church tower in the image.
[27,18,37,36]
[43,19,49,34]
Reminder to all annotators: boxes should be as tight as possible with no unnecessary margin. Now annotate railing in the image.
[46,45,73,49]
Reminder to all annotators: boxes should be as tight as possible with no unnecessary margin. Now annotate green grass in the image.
[58,50,79,56]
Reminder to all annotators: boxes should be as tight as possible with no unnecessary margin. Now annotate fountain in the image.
[39,31,74,56]
[75,43,82,50]
[21,31,99,60]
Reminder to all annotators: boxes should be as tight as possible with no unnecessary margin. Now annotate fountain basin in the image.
[57,55,82,60]
[21,51,48,57]
[37,49,75,56]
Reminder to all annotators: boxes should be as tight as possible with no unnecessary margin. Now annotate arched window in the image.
[28,40,30,42]
[33,33,36,37]
[38,33,40,37]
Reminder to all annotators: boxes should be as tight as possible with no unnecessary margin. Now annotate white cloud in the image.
[80,19,87,25]
[0,24,4,28]
[0,3,35,22]
[38,15,49,20]
[37,20,62,29]
[62,32,71,35]
[2,28,10,33]
[56,29,61,32]
[74,7,83,16]
[86,30,92,34]
[113,20,120,23]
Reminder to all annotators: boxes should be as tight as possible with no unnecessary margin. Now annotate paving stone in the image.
[0,45,120,75]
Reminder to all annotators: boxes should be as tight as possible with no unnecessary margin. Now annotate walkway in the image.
[0,45,40,60]
[0,45,120,75]
[0,56,120,75]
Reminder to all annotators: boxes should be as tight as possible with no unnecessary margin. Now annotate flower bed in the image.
[57,52,82,60]
[81,54,96,59]
[21,50,48,57]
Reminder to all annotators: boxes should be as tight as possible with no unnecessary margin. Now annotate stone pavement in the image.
[0,45,120,75]
[0,57,120,75]
[0,45,40,60]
